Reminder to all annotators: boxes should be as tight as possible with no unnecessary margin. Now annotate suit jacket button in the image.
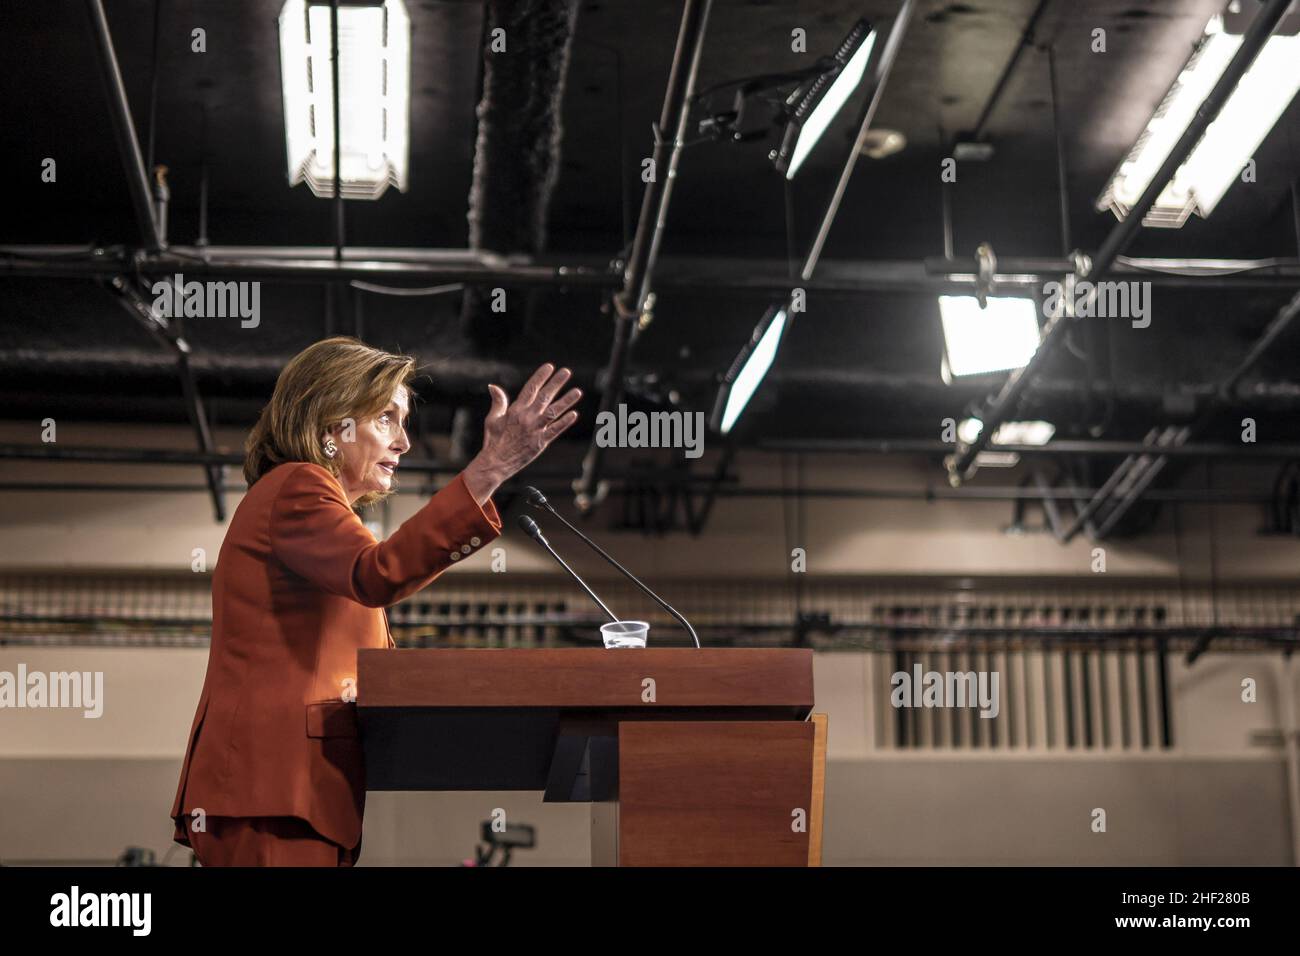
[461,544,472,554]
[470,536,481,547]
[450,551,461,561]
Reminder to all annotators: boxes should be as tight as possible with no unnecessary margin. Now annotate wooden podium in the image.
[356,648,828,866]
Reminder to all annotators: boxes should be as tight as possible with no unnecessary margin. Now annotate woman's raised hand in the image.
[462,364,581,505]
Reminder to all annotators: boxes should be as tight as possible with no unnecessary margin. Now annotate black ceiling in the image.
[1,0,1299,451]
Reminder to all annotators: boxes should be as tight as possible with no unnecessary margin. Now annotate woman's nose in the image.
[395,428,411,454]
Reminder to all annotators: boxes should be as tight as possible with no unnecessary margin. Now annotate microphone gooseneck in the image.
[524,487,702,648]
[515,514,619,625]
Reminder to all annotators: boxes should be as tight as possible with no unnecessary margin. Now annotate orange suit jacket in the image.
[170,461,502,850]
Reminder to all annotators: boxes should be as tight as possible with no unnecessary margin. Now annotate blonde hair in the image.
[244,336,415,509]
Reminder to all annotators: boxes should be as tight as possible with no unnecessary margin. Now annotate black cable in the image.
[1272,460,1300,534]
[690,61,834,104]
[0,244,116,260]
[145,0,162,175]
[783,176,797,279]
[1208,459,1220,629]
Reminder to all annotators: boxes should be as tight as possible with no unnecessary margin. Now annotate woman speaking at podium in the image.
[169,337,580,866]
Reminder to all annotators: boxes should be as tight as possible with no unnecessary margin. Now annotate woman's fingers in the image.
[480,364,577,474]
[534,366,572,409]
[545,386,582,418]
[542,409,579,440]
[517,363,555,407]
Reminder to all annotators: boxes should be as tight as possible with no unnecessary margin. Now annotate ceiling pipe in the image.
[104,277,226,520]
[801,0,919,282]
[330,0,343,264]
[461,0,581,353]
[5,246,1300,291]
[10,355,1300,430]
[15,430,1300,469]
[0,444,440,470]
[0,478,1275,506]
[947,0,1298,486]
[84,0,163,253]
[966,0,1052,144]
[325,0,347,336]
[1066,287,1300,541]
[0,251,616,287]
[758,438,1300,459]
[572,0,713,513]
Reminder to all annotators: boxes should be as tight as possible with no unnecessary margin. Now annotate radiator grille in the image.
[868,644,1174,752]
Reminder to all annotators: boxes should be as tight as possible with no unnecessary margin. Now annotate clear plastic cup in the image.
[600,620,649,648]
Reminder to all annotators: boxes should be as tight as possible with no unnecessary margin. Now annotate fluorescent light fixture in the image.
[958,417,1055,467]
[711,304,790,434]
[951,139,996,163]
[993,420,1056,446]
[1096,10,1300,228]
[938,296,1041,381]
[775,19,877,179]
[959,418,1056,446]
[279,0,411,200]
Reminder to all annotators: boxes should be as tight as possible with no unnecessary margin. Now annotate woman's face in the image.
[329,384,412,504]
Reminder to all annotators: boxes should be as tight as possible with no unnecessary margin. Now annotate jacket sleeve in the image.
[269,463,502,608]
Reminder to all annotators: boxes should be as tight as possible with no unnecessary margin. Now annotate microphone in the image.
[524,487,701,648]
[516,515,620,625]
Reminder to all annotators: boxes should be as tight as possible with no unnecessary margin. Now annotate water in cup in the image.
[600,620,648,648]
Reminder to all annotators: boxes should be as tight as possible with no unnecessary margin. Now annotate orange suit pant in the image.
[187,816,358,867]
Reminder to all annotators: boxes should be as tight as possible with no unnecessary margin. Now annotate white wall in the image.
[1,647,1294,866]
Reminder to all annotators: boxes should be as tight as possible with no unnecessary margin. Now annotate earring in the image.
[323,438,338,459]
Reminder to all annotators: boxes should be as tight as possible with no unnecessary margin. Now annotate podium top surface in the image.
[357,647,812,713]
